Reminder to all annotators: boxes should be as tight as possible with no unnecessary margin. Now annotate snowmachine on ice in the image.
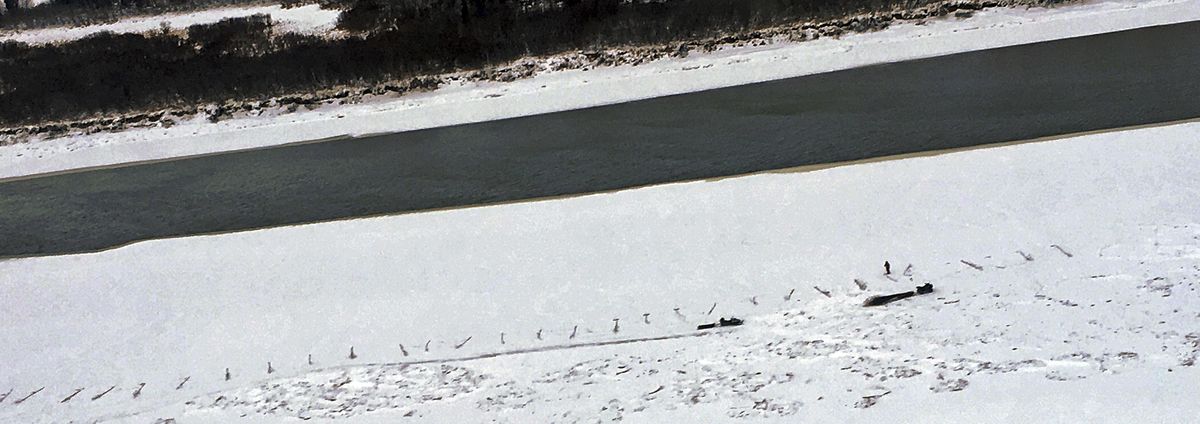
[697,317,744,330]
[862,283,934,307]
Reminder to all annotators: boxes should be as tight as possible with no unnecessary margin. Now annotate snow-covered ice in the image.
[2,0,1198,180]
[1,120,1198,422]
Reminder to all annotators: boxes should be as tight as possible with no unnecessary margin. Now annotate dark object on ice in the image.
[863,283,934,307]
[697,317,744,330]
[884,261,892,275]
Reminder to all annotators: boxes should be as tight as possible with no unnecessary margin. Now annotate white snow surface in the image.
[2,0,1198,181]
[1,121,1199,422]
[0,4,340,45]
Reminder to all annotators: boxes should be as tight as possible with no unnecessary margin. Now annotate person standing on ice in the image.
[884,261,892,275]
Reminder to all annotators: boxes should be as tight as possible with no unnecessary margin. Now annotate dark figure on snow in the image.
[697,317,744,330]
[884,261,892,275]
[863,283,934,307]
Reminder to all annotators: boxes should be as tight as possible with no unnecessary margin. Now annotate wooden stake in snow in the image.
[91,385,116,401]
[399,343,409,356]
[225,368,231,381]
[643,313,651,324]
[1051,244,1074,258]
[961,260,984,271]
[570,325,578,339]
[500,332,507,344]
[267,362,274,374]
[349,346,357,360]
[813,286,832,298]
[784,288,795,301]
[13,387,44,404]
[132,383,145,399]
[307,354,313,366]
[60,388,84,403]
[454,336,472,349]
[425,340,431,352]
[175,377,190,390]
[707,303,717,315]
[612,318,620,334]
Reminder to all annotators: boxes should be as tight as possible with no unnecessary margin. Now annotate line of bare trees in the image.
[1,0,1065,127]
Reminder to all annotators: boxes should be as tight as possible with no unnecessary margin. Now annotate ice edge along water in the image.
[2,119,1199,423]
[1,0,1198,180]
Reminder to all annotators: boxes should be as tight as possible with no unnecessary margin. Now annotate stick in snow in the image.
[570,325,578,339]
[349,346,357,359]
[225,368,231,381]
[813,286,832,298]
[454,336,472,349]
[91,385,116,401]
[1017,250,1034,261]
[961,260,984,271]
[307,354,313,365]
[854,279,868,291]
[612,318,621,334]
[647,385,665,396]
[132,383,145,399]
[425,340,431,352]
[784,288,795,301]
[267,362,274,374]
[501,332,506,344]
[856,391,891,409]
[14,387,44,404]
[643,313,651,324]
[60,388,84,403]
[1051,244,1074,258]
[0,388,11,403]
[175,377,190,390]
[399,344,409,356]
[707,303,717,315]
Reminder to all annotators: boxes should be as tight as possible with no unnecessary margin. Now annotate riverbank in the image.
[1,0,1195,180]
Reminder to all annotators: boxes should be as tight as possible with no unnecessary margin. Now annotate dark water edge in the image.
[3,21,1200,257]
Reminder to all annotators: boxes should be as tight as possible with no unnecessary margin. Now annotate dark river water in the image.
[3,21,1199,257]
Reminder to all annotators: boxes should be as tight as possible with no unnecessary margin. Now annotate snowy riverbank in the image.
[0,4,341,45]
[2,120,1198,422]
[2,0,1197,181]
